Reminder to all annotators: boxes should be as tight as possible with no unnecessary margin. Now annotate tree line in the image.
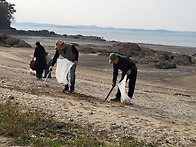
[0,0,16,29]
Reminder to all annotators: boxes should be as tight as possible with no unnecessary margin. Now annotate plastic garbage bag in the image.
[118,74,132,105]
[56,59,74,84]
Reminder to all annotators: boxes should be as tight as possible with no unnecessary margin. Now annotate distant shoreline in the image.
[9,23,196,48]
[12,22,196,34]
[2,27,196,56]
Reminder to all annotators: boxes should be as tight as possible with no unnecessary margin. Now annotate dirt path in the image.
[0,46,196,146]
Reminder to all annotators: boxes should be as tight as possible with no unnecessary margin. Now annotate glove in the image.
[112,82,116,87]
[49,66,53,71]
[127,69,132,75]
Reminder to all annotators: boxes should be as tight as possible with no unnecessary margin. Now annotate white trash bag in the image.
[56,59,74,84]
[118,74,132,105]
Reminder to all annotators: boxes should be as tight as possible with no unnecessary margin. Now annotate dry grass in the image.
[0,101,154,147]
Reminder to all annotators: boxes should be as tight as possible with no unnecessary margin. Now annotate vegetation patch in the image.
[0,101,154,146]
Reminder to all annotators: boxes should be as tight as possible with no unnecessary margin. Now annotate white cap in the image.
[55,40,64,49]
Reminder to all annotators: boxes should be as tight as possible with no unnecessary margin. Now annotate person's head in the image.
[35,41,40,47]
[55,40,65,50]
[109,53,119,64]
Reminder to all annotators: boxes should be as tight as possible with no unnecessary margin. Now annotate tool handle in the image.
[104,86,115,102]
[42,71,51,85]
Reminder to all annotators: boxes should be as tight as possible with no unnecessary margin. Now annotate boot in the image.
[111,97,120,102]
[70,86,74,94]
[63,84,69,92]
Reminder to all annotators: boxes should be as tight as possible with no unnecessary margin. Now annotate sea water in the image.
[11,24,196,48]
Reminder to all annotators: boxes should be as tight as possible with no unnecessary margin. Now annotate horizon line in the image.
[11,22,196,34]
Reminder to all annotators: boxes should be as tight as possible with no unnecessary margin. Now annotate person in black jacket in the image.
[49,40,79,94]
[109,53,137,102]
[34,42,47,80]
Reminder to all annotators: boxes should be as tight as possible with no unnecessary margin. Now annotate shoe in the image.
[70,90,74,94]
[111,98,120,102]
[63,85,69,93]
[70,86,74,94]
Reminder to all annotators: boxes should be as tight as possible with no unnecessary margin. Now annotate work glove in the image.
[127,69,132,75]
[49,66,53,71]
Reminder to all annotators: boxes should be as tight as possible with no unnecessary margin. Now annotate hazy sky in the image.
[6,0,196,32]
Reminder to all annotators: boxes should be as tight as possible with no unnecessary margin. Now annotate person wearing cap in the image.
[109,53,137,102]
[49,40,79,93]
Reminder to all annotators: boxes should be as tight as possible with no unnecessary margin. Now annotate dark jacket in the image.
[34,45,47,70]
[113,55,137,84]
[52,44,79,66]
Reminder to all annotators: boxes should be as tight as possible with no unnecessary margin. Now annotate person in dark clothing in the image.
[109,53,137,102]
[49,40,79,94]
[34,42,47,80]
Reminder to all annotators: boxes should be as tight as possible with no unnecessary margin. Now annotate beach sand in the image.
[0,36,196,146]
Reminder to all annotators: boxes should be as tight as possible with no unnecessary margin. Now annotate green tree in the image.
[0,0,16,29]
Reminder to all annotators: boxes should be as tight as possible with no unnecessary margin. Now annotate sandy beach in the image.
[0,35,196,146]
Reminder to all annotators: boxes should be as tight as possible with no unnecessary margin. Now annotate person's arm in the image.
[51,50,59,66]
[112,64,118,87]
[71,45,79,62]
[49,50,59,71]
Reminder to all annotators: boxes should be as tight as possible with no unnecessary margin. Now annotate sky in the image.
[6,0,196,32]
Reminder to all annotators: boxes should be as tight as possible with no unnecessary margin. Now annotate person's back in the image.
[34,42,47,79]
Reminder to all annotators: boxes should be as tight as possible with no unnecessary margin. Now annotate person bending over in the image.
[109,53,137,102]
[49,40,79,94]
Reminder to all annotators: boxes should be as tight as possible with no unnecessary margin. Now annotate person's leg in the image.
[47,59,53,78]
[128,67,137,99]
[36,70,43,80]
[44,59,53,78]
[36,70,39,79]
[111,89,121,102]
[70,64,77,93]
[115,88,121,100]
[44,69,49,78]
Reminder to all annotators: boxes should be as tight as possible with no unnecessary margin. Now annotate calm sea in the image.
[11,24,196,48]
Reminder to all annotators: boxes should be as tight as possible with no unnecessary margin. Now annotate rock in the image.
[0,31,31,48]
[110,42,141,56]
[153,51,170,61]
[155,62,176,69]
[138,56,158,64]
[171,54,193,65]
[0,31,8,40]
[17,40,32,48]
[5,38,19,46]
[0,31,8,44]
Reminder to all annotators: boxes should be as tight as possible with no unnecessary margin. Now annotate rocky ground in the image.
[0,35,196,146]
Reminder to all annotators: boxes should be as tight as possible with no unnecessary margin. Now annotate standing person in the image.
[49,40,79,94]
[34,41,47,80]
[109,53,137,102]
[44,52,53,78]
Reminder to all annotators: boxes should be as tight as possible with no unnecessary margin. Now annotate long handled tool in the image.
[104,86,115,102]
[42,71,51,87]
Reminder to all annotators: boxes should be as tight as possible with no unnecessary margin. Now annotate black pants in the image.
[36,70,43,79]
[116,67,137,100]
